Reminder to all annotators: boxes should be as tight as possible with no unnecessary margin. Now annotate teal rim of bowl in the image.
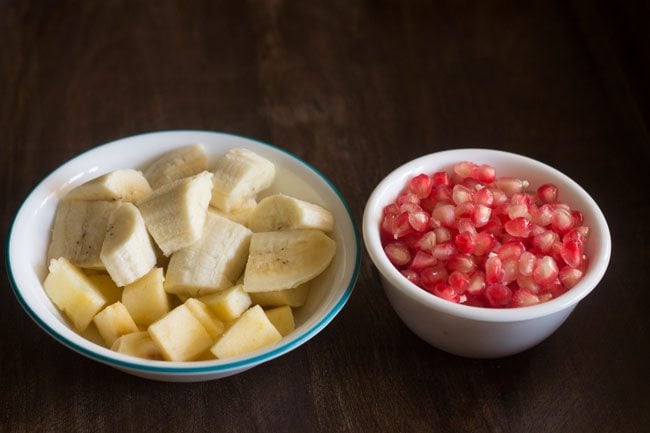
[6,130,361,374]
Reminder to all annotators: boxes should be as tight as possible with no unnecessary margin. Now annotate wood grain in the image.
[1,1,648,432]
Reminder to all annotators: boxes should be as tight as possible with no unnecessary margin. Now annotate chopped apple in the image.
[86,273,122,305]
[184,298,225,340]
[121,268,170,326]
[248,283,310,308]
[264,306,295,337]
[199,284,251,322]
[210,305,282,359]
[148,304,213,361]
[43,257,107,331]
[111,331,163,360]
[93,302,139,346]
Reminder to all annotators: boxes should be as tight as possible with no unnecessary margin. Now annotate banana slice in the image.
[211,198,257,227]
[143,144,208,189]
[247,194,334,232]
[48,200,120,269]
[65,169,152,202]
[100,202,157,287]
[165,212,252,297]
[137,171,213,256]
[243,229,336,292]
[211,148,275,212]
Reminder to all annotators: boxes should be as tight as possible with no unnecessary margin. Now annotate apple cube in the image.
[121,268,170,326]
[93,302,139,346]
[199,284,251,322]
[210,305,282,359]
[249,283,309,308]
[148,304,213,361]
[111,331,163,360]
[184,298,225,340]
[264,306,295,337]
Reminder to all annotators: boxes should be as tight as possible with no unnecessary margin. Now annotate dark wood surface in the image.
[2,1,649,432]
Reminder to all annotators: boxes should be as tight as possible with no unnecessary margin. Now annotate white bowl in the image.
[363,148,611,358]
[7,130,360,381]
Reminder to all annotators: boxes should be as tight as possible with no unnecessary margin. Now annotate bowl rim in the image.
[363,148,611,322]
[6,129,361,374]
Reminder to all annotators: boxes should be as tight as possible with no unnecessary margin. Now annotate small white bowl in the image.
[7,130,360,381]
[363,149,611,358]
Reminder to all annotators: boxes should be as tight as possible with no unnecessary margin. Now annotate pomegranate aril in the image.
[431,283,460,303]
[409,251,437,271]
[453,161,477,179]
[571,210,584,226]
[485,284,512,307]
[420,266,449,290]
[466,271,486,295]
[391,212,413,239]
[381,214,397,236]
[512,288,540,307]
[454,232,476,254]
[447,253,477,274]
[474,164,496,183]
[517,274,540,294]
[433,185,453,203]
[485,255,504,284]
[560,239,583,268]
[471,204,492,228]
[490,187,508,206]
[416,231,437,253]
[537,183,559,203]
[452,184,473,205]
[384,242,411,266]
[551,207,574,234]
[532,256,559,286]
[455,202,475,219]
[559,267,583,289]
[474,231,497,256]
[401,269,420,286]
[448,271,470,293]
[472,187,494,206]
[383,203,400,216]
[432,242,458,261]
[510,192,532,206]
[532,230,558,253]
[507,204,529,220]
[432,171,450,186]
[518,251,536,276]
[529,203,553,226]
[409,173,433,198]
[420,195,437,213]
[399,202,423,214]
[502,259,518,284]
[457,218,477,235]
[434,227,452,243]
[504,217,533,238]
[408,210,430,232]
[482,216,504,236]
[497,240,526,261]
[494,177,528,197]
[431,204,456,228]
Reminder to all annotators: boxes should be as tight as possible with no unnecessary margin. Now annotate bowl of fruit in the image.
[363,148,611,358]
[7,130,360,381]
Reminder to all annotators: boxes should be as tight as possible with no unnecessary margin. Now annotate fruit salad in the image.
[43,145,336,361]
[380,161,589,308]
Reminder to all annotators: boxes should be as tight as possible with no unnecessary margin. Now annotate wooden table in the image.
[2,1,648,432]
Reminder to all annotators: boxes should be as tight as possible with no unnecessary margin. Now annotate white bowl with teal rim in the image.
[7,130,360,382]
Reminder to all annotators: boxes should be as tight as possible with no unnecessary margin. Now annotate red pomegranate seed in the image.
[572,210,584,226]
[532,230,558,253]
[381,213,397,236]
[454,161,477,179]
[408,210,430,232]
[482,216,504,236]
[401,269,420,285]
[490,187,508,206]
[472,187,494,206]
[559,267,583,289]
[510,192,532,206]
[560,239,583,268]
[474,231,497,256]
[409,174,433,198]
[512,288,540,307]
[507,204,529,220]
[532,256,559,286]
[472,204,492,227]
[452,184,473,205]
[399,202,423,214]
[504,217,533,238]
[384,242,411,266]
[485,284,512,307]
[431,204,456,228]
[537,183,559,203]
[485,255,504,284]
[432,242,458,261]
[447,253,477,274]
[431,283,460,302]
[474,164,496,183]
[433,185,453,203]
[546,278,566,298]
[457,218,477,235]
[383,203,400,215]
[431,171,450,186]
[551,207,574,234]
[494,177,528,197]
[502,259,518,284]
[530,223,546,237]
[416,231,437,253]
[455,202,475,219]
[529,203,554,226]
[497,240,526,261]
[517,274,540,294]
[397,192,420,206]
[409,251,437,271]
[391,212,414,239]
[420,195,437,213]
[420,266,449,290]
[449,271,470,293]
[434,227,452,243]
[466,271,486,295]
[518,251,536,276]
[454,232,476,254]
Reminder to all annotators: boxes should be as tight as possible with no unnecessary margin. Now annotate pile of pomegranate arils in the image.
[380,161,590,308]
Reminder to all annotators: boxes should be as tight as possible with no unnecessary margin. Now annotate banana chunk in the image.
[100,202,157,287]
[48,200,120,270]
[143,144,208,189]
[165,212,252,297]
[65,169,152,202]
[211,148,275,212]
[243,229,336,293]
[137,171,213,256]
[248,194,334,232]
